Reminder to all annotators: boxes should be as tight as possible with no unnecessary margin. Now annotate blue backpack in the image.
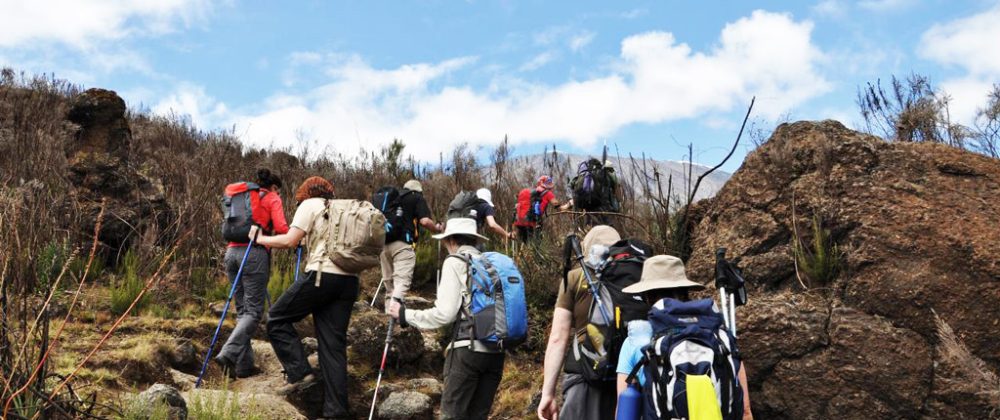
[451,252,528,351]
[636,298,743,420]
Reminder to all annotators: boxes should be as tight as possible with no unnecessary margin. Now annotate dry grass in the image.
[0,69,705,417]
[934,312,1000,411]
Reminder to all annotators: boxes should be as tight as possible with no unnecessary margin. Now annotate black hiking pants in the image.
[441,347,505,420]
[267,271,359,418]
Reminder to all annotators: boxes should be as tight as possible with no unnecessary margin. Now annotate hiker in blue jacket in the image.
[616,255,754,420]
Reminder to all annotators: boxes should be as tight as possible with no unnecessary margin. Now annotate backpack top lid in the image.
[447,191,483,219]
[647,298,723,336]
[224,181,260,197]
[372,186,401,212]
[579,158,603,173]
[605,239,652,263]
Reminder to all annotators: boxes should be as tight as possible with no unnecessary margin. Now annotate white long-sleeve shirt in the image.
[404,245,499,353]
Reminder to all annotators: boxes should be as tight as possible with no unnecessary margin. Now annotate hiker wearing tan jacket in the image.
[388,218,504,420]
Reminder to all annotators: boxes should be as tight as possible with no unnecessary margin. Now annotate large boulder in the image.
[64,88,171,256]
[687,120,1000,418]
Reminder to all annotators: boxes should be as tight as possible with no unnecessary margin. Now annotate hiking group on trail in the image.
[205,164,753,420]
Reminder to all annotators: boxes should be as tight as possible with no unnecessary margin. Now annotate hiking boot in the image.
[276,373,317,396]
[213,354,237,380]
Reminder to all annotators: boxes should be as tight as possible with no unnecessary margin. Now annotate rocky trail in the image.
[130,300,449,419]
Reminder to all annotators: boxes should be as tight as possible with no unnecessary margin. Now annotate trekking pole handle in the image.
[567,234,613,325]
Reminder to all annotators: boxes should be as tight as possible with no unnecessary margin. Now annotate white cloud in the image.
[152,83,228,128]
[161,10,829,160]
[920,4,1000,77]
[857,0,915,12]
[812,0,847,17]
[940,77,995,123]
[569,31,596,52]
[620,9,647,19]
[519,52,556,72]
[0,0,214,49]
[919,3,1000,121]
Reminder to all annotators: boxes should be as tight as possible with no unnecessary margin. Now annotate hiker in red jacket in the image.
[513,175,568,242]
[215,169,288,379]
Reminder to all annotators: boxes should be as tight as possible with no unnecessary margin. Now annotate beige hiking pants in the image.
[379,240,416,310]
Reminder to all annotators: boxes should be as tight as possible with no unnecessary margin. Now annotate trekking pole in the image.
[435,241,442,288]
[567,234,612,325]
[195,239,255,388]
[715,248,732,333]
[370,280,384,307]
[368,315,396,420]
[294,245,302,283]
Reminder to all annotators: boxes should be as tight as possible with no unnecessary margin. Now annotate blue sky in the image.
[2,0,999,172]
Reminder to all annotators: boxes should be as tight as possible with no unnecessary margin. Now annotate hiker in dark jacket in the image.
[249,176,358,419]
[387,218,503,420]
[471,188,512,239]
[537,225,622,420]
[214,169,288,379]
[379,179,442,310]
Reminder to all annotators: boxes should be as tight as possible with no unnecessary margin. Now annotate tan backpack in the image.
[321,199,386,274]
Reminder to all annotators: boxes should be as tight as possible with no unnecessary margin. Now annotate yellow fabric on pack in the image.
[686,374,723,420]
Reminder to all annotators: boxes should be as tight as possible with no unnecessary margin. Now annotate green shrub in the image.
[792,214,843,287]
[69,254,104,285]
[109,250,150,315]
[268,263,295,302]
[35,240,69,294]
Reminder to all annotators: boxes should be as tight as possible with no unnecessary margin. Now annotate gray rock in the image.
[138,383,187,419]
[378,391,433,420]
[168,369,196,391]
[406,377,443,402]
[301,337,319,355]
[169,338,197,369]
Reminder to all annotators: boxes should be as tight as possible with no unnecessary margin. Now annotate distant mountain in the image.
[508,152,731,202]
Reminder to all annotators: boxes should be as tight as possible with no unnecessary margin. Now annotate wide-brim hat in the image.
[432,217,489,242]
[622,255,705,294]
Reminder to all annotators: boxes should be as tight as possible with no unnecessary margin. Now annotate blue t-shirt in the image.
[617,320,652,386]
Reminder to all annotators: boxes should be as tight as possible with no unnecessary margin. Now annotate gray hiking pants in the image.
[559,373,617,420]
[218,245,270,376]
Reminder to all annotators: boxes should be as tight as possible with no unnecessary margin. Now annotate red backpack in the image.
[221,182,268,242]
[514,188,545,227]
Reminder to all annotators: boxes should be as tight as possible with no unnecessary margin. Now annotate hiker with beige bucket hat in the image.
[615,255,754,420]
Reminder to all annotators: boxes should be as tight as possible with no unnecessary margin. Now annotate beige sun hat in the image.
[622,255,705,294]
[432,217,489,242]
[403,179,423,192]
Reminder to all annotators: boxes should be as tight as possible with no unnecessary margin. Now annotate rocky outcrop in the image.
[348,303,427,367]
[687,120,1000,418]
[65,88,170,256]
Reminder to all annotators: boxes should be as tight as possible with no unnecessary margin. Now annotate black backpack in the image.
[447,191,484,223]
[372,186,413,243]
[221,181,267,242]
[569,238,653,382]
[571,158,609,211]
